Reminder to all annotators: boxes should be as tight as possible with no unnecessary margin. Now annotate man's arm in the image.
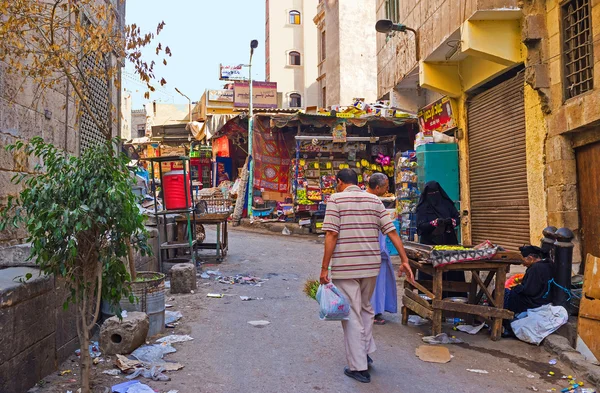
[386,230,415,284]
[321,231,339,284]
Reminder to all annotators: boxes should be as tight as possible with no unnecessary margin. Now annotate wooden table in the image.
[401,251,522,340]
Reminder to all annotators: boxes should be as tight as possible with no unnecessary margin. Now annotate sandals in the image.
[374,315,386,325]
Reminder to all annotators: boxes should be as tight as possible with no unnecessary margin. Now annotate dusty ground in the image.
[38,228,585,393]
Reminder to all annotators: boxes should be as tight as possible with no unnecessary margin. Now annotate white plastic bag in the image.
[316,283,350,321]
[510,304,568,345]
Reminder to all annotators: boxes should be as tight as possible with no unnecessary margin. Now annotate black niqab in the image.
[416,181,459,225]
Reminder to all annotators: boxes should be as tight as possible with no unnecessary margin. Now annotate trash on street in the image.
[248,320,271,327]
[415,345,451,363]
[103,369,121,376]
[155,335,194,345]
[125,365,170,381]
[467,369,489,374]
[455,323,486,335]
[165,310,183,325]
[422,333,463,345]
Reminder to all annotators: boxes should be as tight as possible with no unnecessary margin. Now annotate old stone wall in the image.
[0,265,79,393]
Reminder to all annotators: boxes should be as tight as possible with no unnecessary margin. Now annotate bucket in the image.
[102,272,166,337]
[163,170,191,210]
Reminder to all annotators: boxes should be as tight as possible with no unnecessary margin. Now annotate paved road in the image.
[148,228,576,393]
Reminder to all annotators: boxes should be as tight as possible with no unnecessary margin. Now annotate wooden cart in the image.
[401,242,523,340]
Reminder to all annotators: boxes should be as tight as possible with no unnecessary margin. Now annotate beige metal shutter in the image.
[467,73,530,251]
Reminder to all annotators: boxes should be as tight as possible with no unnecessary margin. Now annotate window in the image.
[322,86,326,108]
[320,30,326,61]
[290,93,302,108]
[385,0,400,23]
[289,51,301,66]
[562,0,594,99]
[289,10,301,25]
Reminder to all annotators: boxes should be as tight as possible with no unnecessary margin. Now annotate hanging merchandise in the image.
[332,123,347,143]
[396,151,419,241]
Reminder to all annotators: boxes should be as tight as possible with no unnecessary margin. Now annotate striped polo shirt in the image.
[322,185,395,279]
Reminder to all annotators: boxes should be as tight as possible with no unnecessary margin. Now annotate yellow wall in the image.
[524,84,548,244]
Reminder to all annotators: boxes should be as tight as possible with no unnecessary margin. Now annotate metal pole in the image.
[247,50,255,220]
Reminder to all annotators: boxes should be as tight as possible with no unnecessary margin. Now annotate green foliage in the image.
[303,279,320,301]
[0,137,150,311]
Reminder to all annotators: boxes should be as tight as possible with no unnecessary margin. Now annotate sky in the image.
[123,0,266,109]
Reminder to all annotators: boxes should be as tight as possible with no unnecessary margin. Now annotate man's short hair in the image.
[336,168,358,185]
[368,172,388,189]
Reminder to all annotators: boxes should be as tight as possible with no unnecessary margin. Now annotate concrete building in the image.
[131,108,147,138]
[376,0,600,266]
[266,0,319,108]
[121,92,132,140]
[313,0,378,107]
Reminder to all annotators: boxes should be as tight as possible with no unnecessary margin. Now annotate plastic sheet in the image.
[165,311,183,325]
[511,304,568,345]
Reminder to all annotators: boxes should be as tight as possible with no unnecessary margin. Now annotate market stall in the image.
[401,241,523,340]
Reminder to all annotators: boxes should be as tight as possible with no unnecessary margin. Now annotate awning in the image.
[269,113,417,129]
[204,114,238,140]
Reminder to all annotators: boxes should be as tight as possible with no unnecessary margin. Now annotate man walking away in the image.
[320,169,414,383]
[367,173,397,325]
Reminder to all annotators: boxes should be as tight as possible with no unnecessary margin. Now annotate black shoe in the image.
[367,355,373,366]
[344,367,371,383]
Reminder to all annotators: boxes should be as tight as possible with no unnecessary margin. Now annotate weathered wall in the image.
[376,0,521,99]
[0,265,79,393]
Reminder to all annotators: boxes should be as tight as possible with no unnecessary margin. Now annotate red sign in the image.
[418,96,456,135]
[212,136,230,158]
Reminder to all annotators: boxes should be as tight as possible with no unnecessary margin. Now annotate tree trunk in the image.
[126,237,136,281]
[80,324,91,393]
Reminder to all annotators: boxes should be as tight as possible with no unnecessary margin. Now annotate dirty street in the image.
[1,0,600,392]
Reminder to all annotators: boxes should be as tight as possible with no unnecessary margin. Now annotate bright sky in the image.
[123,0,266,109]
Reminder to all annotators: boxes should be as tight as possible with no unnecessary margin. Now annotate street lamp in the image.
[375,19,419,61]
[247,39,259,220]
[175,87,192,124]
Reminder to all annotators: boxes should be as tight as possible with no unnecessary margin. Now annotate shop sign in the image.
[208,89,234,102]
[332,123,347,143]
[212,136,230,158]
[219,64,245,81]
[233,81,278,109]
[418,96,457,135]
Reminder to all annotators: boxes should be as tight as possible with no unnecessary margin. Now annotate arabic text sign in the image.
[219,64,245,80]
[234,81,278,109]
[208,89,234,102]
[418,96,457,135]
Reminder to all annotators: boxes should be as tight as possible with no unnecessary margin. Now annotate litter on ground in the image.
[415,345,451,364]
[155,335,194,345]
[248,320,271,327]
[467,369,489,374]
[102,369,121,376]
[422,333,463,344]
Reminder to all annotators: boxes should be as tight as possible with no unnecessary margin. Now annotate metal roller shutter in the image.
[467,73,530,251]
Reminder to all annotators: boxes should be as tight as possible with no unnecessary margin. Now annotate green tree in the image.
[0,0,168,391]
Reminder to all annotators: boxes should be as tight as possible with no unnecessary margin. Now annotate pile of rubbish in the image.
[200,270,267,287]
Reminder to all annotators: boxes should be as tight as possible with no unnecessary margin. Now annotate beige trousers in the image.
[333,276,378,371]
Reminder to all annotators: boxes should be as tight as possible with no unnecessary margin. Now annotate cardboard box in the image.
[261,191,292,202]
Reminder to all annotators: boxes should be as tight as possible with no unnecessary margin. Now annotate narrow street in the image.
[138,228,574,393]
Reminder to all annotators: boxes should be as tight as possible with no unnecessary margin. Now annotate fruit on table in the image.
[433,245,471,251]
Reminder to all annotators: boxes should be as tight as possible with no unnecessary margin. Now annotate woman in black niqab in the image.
[416,181,460,245]
[416,181,465,296]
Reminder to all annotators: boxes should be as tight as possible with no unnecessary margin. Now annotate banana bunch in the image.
[433,245,470,251]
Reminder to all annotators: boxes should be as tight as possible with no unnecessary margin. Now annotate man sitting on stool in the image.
[503,245,554,336]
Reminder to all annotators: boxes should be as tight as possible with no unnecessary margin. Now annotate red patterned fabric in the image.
[253,121,290,192]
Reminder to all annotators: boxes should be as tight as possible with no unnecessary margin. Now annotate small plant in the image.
[303,279,320,301]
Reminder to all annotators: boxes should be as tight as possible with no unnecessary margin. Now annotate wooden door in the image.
[578,254,600,362]
[576,141,600,269]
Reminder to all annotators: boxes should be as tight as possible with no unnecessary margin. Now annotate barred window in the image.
[385,0,400,23]
[562,0,594,99]
[79,52,110,152]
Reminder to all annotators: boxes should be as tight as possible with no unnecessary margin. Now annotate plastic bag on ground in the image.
[511,304,568,345]
[155,335,194,345]
[131,344,176,364]
[316,283,350,321]
[422,333,463,344]
[125,365,169,381]
[165,311,183,325]
[125,383,155,393]
[111,380,139,393]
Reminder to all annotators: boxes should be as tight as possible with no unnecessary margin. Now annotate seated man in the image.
[502,245,554,336]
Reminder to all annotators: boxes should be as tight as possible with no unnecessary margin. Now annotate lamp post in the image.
[247,39,259,220]
[375,20,419,61]
[174,87,192,123]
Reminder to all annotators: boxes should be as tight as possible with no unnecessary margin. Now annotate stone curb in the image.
[543,334,600,388]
